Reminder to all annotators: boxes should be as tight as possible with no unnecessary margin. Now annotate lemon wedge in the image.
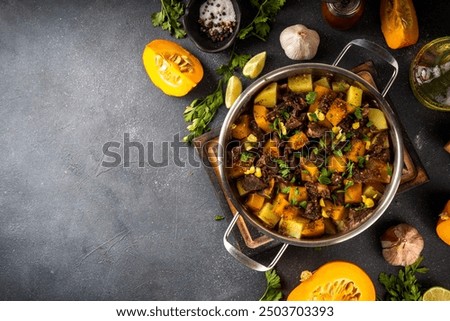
[225,75,243,108]
[243,51,267,79]
[422,286,450,301]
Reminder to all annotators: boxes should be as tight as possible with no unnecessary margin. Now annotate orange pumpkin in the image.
[380,0,419,49]
[436,200,450,246]
[287,261,376,301]
[142,39,204,97]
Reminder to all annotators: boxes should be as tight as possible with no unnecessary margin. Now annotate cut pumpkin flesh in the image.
[287,261,376,301]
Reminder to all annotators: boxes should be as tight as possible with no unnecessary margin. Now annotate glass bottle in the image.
[321,0,365,30]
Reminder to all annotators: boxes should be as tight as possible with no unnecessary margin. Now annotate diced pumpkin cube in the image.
[309,85,331,112]
[263,138,280,158]
[328,155,347,173]
[231,114,252,139]
[346,139,366,162]
[300,158,319,182]
[282,205,301,220]
[288,186,308,204]
[326,98,348,126]
[323,200,347,221]
[288,74,313,93]
[346,85,363,112]
[253,104,273,133]
[273,196,291,216]
[254,82,277,107]
[302,218,325,238]
[245,193,266,212]
[332,81,350,92]
[279,217,308,239]
[256,203,280,228]
[236,180,250,196]
[314,77,331,89]
[345,181,363,204]
[288,131,309,150]
[368,108,388,130]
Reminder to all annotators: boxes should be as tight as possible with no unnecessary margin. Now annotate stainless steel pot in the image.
[217,39,404,271]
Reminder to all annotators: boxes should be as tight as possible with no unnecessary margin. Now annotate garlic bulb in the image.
[279,24,320,60]
[380,223,424,266]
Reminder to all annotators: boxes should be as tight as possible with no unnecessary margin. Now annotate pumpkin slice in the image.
[142,39,204,97]
[287,261,376,301]
[380,0,419,49]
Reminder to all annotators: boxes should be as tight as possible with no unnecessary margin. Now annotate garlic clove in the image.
[380,223,424,266]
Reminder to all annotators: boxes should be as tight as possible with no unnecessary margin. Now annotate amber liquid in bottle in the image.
[321,0,365,30]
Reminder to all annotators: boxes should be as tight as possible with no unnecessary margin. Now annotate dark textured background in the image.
[0,0,449,300]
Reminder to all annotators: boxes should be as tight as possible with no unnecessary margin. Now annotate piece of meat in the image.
[342,208,372,231]
[302,200,322,220]
[307,122,328,138]
[305,182,330,199]
[285,116,303,131]
[240,175,267,192]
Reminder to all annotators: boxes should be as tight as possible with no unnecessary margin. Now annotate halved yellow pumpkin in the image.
[142,39,204,97]
[287,261,376,301]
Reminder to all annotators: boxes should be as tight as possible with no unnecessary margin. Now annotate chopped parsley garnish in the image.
[344,180,354,191]
[366,121,373,128]
[354,107,363,120]
[318,168,332,185]
[276,159,290,179]
[387,163,393,176]
[299,201,307,209]
[345,161,354,178]
[357,156,367,168]
[240,152,254,162]
[306,91,317,105]
[333,149,343,157]
[214,215,225,221]
[281,187,291,194]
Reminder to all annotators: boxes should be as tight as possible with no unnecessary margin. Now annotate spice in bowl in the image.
[198,0,236,43]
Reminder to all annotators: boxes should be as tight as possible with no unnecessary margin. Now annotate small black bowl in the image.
[183,0,241,53]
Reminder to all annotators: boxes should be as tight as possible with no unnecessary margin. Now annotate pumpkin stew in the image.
[226,73,394,240]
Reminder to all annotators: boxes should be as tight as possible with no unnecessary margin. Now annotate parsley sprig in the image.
[151,0,186,39]
[183,53,250,143]
[259,269,283,301]
[378,256,428,301]
[238,0,287,41]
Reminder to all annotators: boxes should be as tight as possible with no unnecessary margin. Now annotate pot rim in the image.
[218,62,404,247]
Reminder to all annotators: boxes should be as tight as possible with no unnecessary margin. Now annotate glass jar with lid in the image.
[321,0,365,30]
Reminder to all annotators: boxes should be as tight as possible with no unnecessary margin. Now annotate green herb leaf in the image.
[378,256,428,301]
[259,269,283,301]
[281,187,291,194]
[240,152,254,162]
[214,215,225,221]
[306,91,317,105]
[276,159,290,179]
[354,107,363,120]
[366,121,373,128]
[387,163,393,176]
[318,168,332,185]
[239,0,287,41]
[151,0,186,39]
[299,200,307,209]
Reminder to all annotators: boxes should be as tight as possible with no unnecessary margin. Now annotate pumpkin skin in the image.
[287,261,376,301]
[142,39,204,97]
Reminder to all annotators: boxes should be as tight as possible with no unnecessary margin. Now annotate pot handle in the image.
[333,39,399,97]
[223,212,289,272]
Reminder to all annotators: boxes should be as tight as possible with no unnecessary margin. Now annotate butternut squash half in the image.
[287,261,376,301]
